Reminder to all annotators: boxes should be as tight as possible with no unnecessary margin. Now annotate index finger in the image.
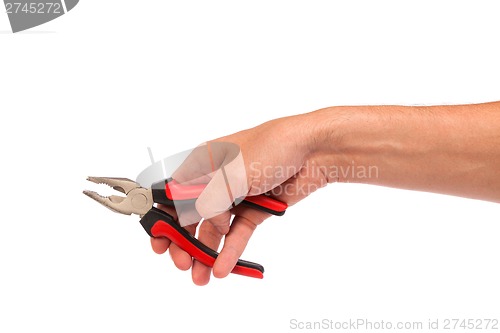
[150,204,178,254]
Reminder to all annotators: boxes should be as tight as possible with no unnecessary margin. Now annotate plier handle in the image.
[84,177,287,279]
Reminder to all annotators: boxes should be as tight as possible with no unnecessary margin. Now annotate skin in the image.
[151,101,500,285]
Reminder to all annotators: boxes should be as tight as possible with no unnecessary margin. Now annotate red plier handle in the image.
[152,178,288,216]
[140,207,265,278]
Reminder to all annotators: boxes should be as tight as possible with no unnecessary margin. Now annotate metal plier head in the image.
[83,177,153,216]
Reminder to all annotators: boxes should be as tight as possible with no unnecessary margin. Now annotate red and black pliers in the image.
[84,177,287,279]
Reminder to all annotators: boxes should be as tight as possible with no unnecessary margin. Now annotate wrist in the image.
[304,107,349,155]
[303,105,387,183]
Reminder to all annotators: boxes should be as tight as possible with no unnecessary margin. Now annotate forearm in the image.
[307,102,500,202]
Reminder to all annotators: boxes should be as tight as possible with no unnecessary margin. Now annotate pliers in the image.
[84,177,288,279]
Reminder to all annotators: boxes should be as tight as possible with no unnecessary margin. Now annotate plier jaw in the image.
[83,177,153,216]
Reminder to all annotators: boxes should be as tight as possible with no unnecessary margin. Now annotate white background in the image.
[1,1,499,332]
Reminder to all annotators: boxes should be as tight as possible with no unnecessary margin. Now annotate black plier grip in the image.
[140,207,265,278]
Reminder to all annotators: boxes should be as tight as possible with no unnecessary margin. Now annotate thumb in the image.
[195,159,249,219]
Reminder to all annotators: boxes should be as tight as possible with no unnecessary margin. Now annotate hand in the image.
[151,101,500,285]
[150,113,331,285]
